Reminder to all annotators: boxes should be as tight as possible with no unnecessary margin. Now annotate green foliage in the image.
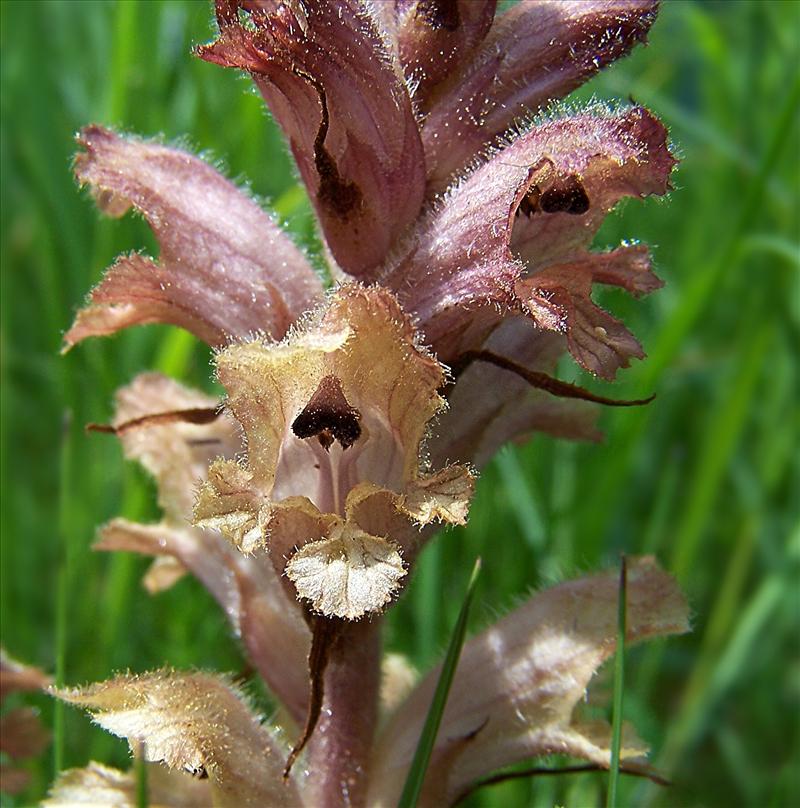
[1,1,797,806]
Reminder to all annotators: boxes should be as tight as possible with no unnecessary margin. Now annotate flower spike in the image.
[55,2,687,805]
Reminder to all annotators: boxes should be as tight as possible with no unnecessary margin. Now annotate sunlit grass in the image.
[1,2,798,806]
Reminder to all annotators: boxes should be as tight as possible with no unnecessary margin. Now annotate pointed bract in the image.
[53,671,300,808]
[110,373,238,521]
[370,557,689,806]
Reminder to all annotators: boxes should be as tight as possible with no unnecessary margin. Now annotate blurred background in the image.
[1,1,798,806]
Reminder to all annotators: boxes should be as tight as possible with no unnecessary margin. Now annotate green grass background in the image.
[1,1,798,805]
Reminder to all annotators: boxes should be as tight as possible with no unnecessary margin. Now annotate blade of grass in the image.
[398,557,482,808]
[53,409,74,778]
[670,324,773,580]
[642,74,799,393]
[662,568,786,768]
[154,328,197,379]
[104,0,138,123]
[496,447,546,552]
[606,555,628,808]
[640,528,800,807]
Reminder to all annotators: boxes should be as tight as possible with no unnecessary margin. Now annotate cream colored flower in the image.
[195,284,474,620]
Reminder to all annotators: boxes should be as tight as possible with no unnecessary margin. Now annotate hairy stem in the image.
[305,618,382,808]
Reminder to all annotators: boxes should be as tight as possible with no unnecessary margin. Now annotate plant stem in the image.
[305,618,382,807]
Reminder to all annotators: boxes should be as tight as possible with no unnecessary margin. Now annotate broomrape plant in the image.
[46,2,689,806]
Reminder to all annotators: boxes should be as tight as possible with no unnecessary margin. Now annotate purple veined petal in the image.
[199,0,426,279]
[422,0,660,190]
[64,126,322,351]
[396,1,497,104]
[384,106,675,379]
[369,557,689,807]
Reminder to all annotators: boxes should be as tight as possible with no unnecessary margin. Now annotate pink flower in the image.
[52,3,685,806]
